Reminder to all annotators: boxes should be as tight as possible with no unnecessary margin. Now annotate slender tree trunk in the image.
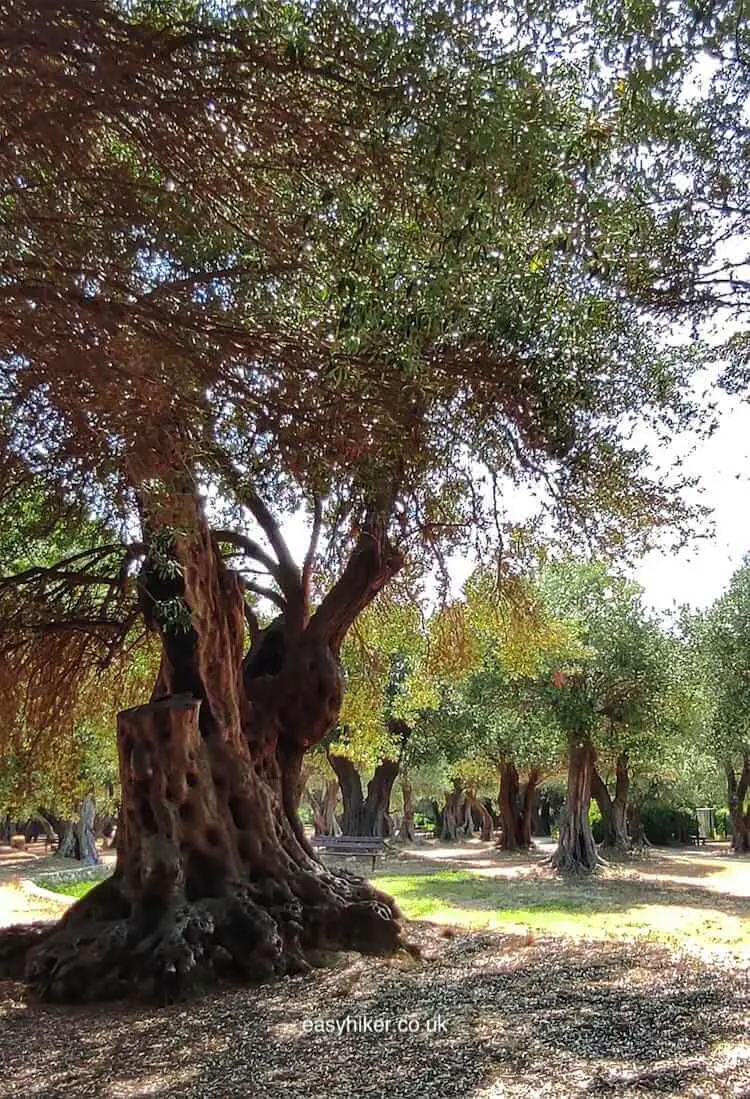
[39,809,68,851]
[550,735,604,872]
[397,775,416,842]
[593,760,629,852]
[727,757,750,854]
[519,768,540,849]
[498,761,521,850]
[32,811,56,848]
[612,753,629,846]
[0,493,405,1001]
[591,754,630,851]
[76,795,100,865]
[532,794,551,837]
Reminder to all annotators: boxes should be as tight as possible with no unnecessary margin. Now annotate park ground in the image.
[0,839,748,1098]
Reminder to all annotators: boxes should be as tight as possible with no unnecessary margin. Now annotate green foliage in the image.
[697,560,750,765]
[1,0,743,824]
[537,560,671,763]
[589,800,604,843]
[640,803,696,846]
[714,807,731,839]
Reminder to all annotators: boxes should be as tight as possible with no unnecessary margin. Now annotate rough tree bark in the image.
[497,763,539,850]
[591,753,630,852]
[328,754,400,837]
[306,778,341,837]
[465,791,494,841]
[532,793,552,837]
[549,735,605,873]
[440,782,469,841]
[396,774,416,842]
[726,756,750,854]
[57,821,79,859]
[328,720,410,838]
[77,795,101,866]
[39,809,67,852]
[0,494,406,1001]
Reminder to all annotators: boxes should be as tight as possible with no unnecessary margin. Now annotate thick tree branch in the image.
[213,529,284,584]
[307,510,404,649]
[242,580,286,611]
[211,457,305,631]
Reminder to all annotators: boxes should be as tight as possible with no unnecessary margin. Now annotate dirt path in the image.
[0,844,116,926]
[389,837,750,896]
[0,925,747,1098]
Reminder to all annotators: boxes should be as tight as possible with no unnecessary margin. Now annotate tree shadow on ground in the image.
[0,928,747,1099]
[371,868,750,926]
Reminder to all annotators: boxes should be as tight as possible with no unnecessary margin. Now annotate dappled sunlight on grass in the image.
[373,870,750,953]
[39,880,99,899]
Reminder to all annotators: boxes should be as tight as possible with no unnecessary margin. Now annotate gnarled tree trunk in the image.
[498,763,539,850]
[307,778,341,837]
[1,494,405,1001]
[363,760,400,838]
[327,754,400,837]
[76,795,100,866]
[519,769,540,849]
[591,753,630,852]
[549,735,604,873]
[532,792,552,837]
[465,791,493,841]
[327,754,366,834]
[328,719,409,838]
[440,782,468,841]
[57,821,79,859]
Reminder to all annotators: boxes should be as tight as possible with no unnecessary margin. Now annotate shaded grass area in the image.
[40,862,750,952]
[372,869,750,952]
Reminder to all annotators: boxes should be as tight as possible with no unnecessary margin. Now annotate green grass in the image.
[37,866,749,953]
[372,869,750,951]
[38,879,102,899]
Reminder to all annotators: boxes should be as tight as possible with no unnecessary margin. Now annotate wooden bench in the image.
[311,835,386,871]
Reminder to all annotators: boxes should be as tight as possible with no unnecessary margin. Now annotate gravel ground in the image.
[0,923,748,1099]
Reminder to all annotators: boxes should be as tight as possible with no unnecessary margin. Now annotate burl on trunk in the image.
[7,497,407,1001]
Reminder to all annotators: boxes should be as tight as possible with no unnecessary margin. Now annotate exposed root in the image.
[541,849,609,873]
[0,866,406,1002]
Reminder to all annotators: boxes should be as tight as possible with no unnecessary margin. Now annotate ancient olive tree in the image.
[539,562,669,869]
[0,0,705,999]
